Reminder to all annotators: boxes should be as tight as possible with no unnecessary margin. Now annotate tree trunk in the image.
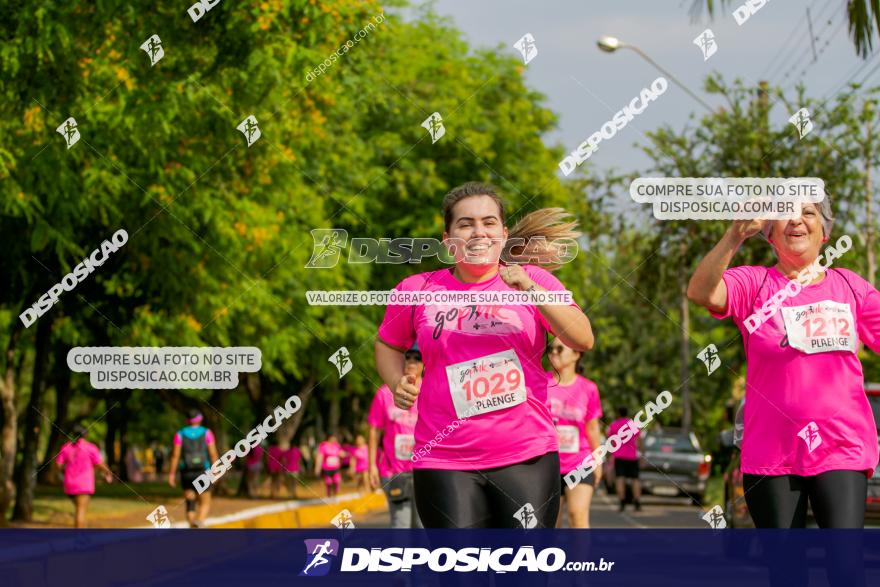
[104,402,118,475]
[11,319,52,521]
[865,101,877,286]
[328,396,341,437]
[38,359,72,485]
[117,393,130,483]
[282,377,315,444]
[0,322,24,526]
[679,242,691,432]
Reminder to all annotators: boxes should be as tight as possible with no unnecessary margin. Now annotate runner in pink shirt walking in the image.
[368,347,423,527]
[55,425,113,528]
[546,339,603,527]
[314,434,346,498]
[375,182,594,528]
[688,199,880,527]
[608,407,643,512]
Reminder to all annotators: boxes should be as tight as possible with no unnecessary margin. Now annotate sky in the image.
[401,0,877,176]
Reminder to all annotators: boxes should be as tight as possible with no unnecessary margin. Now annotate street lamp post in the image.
[597,35,714,113]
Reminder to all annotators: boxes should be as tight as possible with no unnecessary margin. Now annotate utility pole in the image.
[679,238,691,432]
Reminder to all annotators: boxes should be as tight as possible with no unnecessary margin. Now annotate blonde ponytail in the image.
[503,208,580,270]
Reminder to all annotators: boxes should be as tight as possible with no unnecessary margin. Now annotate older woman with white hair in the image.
[687,198,880,528]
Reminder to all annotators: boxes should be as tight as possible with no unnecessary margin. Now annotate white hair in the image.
[761,196,834,242]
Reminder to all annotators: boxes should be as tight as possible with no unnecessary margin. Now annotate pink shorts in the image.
[322,469,341,485]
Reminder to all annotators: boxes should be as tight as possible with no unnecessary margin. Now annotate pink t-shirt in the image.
[341,445,354,467]
[712,265,880,476]
[283,447,301,473]
[546,373,603,474]
[56,440,103,495]
[318,441,342,471]
[246,445,264,467]
[367,385,419,474]
[353,445,369,472]
[267,446,284,473]
[378,265,579,470]
[608,418,640,461]
[172,428,216,445]
[377,448,392,478]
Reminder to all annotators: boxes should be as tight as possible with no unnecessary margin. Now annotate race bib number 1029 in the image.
[445,349,527,419]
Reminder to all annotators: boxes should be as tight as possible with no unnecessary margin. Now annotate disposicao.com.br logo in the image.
[299,541,614,574]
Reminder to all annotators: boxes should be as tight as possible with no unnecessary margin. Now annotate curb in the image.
[173,490,387,529]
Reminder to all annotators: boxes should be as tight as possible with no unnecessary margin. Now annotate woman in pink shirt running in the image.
[546,339,603,528]
[688,200,880,528]
[351,435,369,494]
[375,182,594,528]
[314,434,347,497]
[55,425,113,528]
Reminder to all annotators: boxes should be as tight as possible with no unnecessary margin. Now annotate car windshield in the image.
[645,433,699,453]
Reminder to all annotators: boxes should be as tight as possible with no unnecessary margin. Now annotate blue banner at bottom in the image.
[1,529,878,587]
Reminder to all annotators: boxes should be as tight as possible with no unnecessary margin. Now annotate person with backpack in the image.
[167,409,220,528]
[55,424,113,528]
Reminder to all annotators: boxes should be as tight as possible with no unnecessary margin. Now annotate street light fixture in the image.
[596,35,714,113]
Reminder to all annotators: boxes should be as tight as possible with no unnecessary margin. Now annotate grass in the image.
[704,475,724,508]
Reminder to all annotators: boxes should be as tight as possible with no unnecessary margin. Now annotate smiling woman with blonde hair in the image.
[374,181,593,528]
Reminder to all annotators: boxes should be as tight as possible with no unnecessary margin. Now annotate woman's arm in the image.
[687,220,763,313]
[585,418,602,482]
[375,338,420,409]
[498,265,593,351]
[375,338,406,392]
[167,444,181,486]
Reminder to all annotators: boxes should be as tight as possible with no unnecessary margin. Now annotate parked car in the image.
[639,428,711,505]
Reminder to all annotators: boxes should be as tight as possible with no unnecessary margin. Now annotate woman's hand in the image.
[369,465,381,490]
[499,264,535,291]
[729,219,767,241]
[167,472,176,488]
[394,374,420,410]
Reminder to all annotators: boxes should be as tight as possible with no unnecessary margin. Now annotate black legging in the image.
[413,451,560,528]
[743,470,867,528]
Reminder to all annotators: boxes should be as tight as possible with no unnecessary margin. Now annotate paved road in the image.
[354,486,707,528]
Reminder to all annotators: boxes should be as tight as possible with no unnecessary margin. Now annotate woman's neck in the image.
[556,368,577,385]
[775,254,823,283]
[453,263,498,283]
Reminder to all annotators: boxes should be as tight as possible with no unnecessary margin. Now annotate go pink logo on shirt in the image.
[797,421,822,453]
